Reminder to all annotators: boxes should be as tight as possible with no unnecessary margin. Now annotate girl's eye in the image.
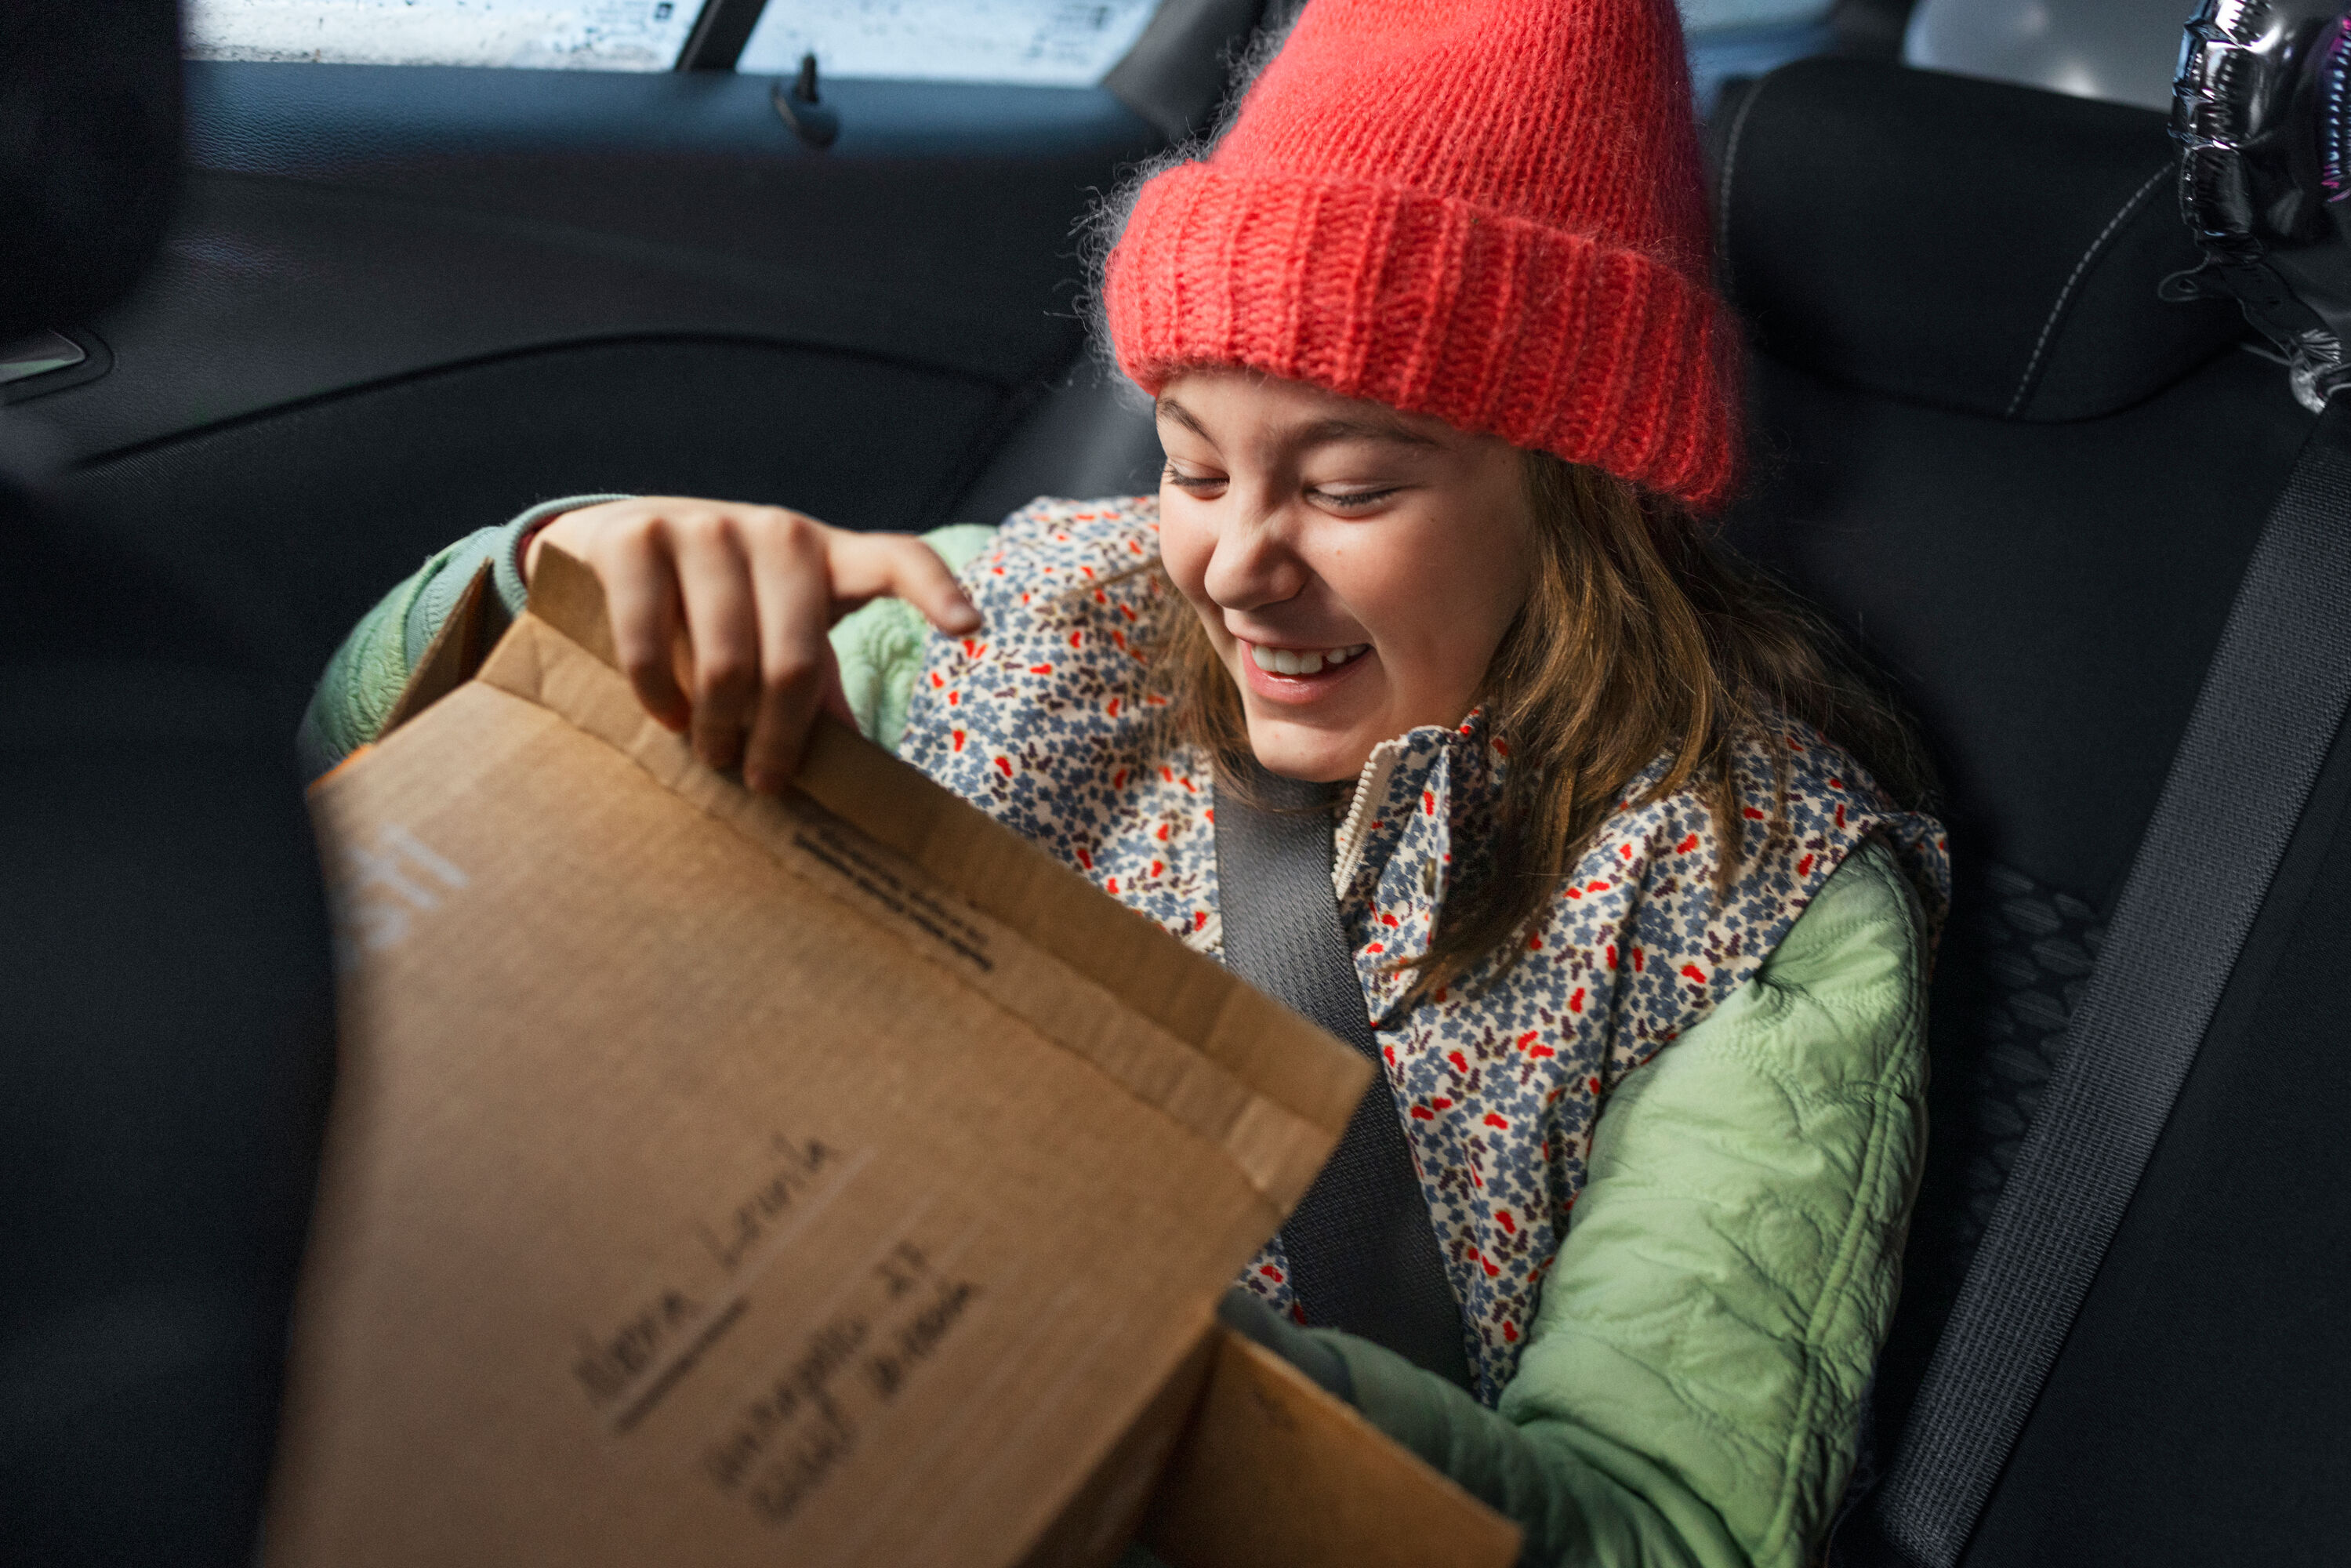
[1312,486,1399,510]
[1163,464,1226,492]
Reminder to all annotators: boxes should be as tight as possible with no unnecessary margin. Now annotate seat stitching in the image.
[1714,71,1772,305]
[2004,164,2171,419]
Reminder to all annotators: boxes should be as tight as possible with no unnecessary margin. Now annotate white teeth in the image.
[1249,643,1368,677]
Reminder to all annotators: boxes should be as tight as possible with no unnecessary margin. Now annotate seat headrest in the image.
[1713,57,2244,422]
[0,1,183,344]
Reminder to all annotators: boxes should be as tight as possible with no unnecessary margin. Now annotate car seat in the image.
[0,5,338,1564]
[1712,53,2351,1566]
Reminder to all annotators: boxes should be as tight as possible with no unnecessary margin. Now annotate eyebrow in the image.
[1154,396,1446,452]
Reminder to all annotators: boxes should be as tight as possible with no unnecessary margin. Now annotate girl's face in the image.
[1156,368,1537,782]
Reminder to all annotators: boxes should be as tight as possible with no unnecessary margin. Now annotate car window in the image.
[736,1,1832,93]
[184,0,706,70]
[737,0,1163,87]
[187,1,1814,96]
[183,0,1170,82]
[1678,0,1836,111]
[1681,0,1834,29]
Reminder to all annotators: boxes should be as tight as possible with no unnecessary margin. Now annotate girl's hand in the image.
[526,497,981,793]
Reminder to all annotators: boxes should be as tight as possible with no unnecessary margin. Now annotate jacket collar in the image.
[1332,710,1507,1021]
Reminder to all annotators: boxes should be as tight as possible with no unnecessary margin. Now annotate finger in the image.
[740,518,834,792]
[597,524,691,731]
[671,517,761,773]
[831,533,981,634]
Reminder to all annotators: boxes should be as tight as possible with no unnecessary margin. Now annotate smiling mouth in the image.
[1247,641,1370,677]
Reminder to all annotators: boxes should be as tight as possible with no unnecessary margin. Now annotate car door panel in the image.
[63,338,1005,700]
[27,60,1164,722]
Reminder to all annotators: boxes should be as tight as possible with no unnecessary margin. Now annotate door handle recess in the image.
[1,328,112,403]
[1,330,85,387]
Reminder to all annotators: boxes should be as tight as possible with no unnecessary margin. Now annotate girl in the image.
[306,2,1946,1562]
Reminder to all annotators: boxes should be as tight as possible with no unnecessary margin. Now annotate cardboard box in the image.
[273,552,1521,1568]
[1142,1330,1523,1568]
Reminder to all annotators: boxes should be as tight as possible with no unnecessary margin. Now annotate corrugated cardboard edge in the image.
[466,615,1342,1210]
[1021,1322,1526,1568]
[525,539,618,666]
[791,723,1364,1145]
[379,558,512,737]
[1014,1323,1221,1568]
[1144,1331,1524,1568]
[492,547,1373,1203]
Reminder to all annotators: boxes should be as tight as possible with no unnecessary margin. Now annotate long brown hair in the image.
[1137,452,1933,1008]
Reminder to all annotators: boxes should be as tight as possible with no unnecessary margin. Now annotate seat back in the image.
[0,5,338,1563]
[1714,56,2351,1563]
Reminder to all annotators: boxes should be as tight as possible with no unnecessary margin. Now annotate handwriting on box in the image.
[561,1131,985,1534]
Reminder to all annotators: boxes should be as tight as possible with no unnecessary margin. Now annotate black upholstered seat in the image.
[1713,56,2350,1567]
[0,5,336,1563]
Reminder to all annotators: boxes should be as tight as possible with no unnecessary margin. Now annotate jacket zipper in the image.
[1332,736,1408,897]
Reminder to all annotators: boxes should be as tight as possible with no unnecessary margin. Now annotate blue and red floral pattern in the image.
[898,496,1950,1403]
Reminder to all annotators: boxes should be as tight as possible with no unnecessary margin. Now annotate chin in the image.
[1242,717,1372,785]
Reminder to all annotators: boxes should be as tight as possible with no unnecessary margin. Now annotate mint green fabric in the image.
[830,522,996,746]
[296,495,622,778]
[294,501,968,778]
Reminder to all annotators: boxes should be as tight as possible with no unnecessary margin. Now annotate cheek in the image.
[1354,528,1529,691]
[1340,540,1465,644]
[1156,499,1217,609]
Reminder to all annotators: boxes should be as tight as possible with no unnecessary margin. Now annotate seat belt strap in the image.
[1214,761,1476,1392]
[1875,395,2351,1565]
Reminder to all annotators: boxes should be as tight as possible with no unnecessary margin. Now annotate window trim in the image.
[677,0,769,71]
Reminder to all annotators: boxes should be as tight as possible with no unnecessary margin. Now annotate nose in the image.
[1200,501,1311,615]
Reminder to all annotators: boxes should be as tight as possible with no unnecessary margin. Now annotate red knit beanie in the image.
[1104,0,1739,510]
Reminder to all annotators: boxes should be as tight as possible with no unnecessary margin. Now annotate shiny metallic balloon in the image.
[2170,0,2351,409]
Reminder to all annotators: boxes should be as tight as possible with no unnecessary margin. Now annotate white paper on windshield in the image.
[738,0,1161,87]
[186,0,701,71]
[1677,0,1831,30]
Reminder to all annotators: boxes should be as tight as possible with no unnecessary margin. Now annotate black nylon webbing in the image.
[1214,762,1475,1391]
[1874,396,2351,1564]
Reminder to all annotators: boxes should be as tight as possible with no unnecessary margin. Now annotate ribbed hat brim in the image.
[1106,162,1742,510]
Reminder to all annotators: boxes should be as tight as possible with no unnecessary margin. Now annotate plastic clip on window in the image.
[774,51,840,148]
[2168,0,2351,410]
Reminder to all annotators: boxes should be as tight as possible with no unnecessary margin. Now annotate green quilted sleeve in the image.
[829,522,996,752]
[298,510,992,778]
[296,495,621,779]
[1322,838,1929,1567]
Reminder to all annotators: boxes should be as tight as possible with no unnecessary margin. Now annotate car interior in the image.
[2,0,2346,1563]
[0,6,336,1563]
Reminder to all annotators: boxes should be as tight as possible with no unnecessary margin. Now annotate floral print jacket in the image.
[898,495,1951,1401]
